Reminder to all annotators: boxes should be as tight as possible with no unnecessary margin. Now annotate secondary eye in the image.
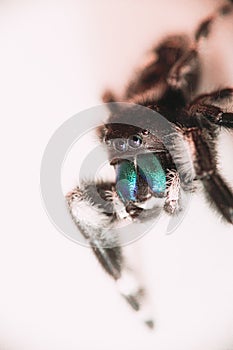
[113,138,128,152]
[128,135,142,148]
[104,137,111,146]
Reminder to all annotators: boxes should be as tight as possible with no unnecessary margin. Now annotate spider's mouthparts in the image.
[115,153,166,204]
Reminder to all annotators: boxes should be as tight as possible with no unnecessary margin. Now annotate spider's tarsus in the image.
[195,17,213,41]
[219,1,233,15]
[145,319,155,329]
[122,293,141,311]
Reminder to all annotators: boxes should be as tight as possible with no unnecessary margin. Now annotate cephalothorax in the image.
[66,1,233,328]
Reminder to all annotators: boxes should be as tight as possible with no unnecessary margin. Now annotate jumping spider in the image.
[66,1,233,328]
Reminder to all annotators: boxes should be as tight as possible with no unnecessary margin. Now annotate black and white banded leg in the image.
[66,182,155,328]
[66,170,188,327]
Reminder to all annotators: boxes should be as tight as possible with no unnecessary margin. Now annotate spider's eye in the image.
[142,129,149,136]
[104,138,111,146]
[128,135,142,148]
[113,138,128,152]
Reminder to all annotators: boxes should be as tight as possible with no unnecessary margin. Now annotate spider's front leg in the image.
[66,181,155,328]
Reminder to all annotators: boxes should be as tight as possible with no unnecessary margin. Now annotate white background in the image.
[0,0,233,349]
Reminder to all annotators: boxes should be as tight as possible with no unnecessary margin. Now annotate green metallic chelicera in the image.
[116,153,166,203]
[116,160,137,203]
[137,153,166,195]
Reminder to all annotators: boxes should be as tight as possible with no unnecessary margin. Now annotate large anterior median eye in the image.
[128,135,142,148]
[113,138,128,152]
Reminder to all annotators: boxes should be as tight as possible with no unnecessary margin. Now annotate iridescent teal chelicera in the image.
[116,153,166,203]
[137,153,166,196]
[116,160,137,203]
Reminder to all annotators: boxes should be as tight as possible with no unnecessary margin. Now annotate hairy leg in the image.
[189,88,233,129]
[195,1,233,41]
[125,35,190,100]
[166,49,199,101]
[102,34,191,106]
[167,1,233,102]
[66,181,155,327]
[184,125,233,223]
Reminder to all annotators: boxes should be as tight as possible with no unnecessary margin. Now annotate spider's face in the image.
[102,122,166,162]
[103,123,147,162]
[101,122,167,204]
